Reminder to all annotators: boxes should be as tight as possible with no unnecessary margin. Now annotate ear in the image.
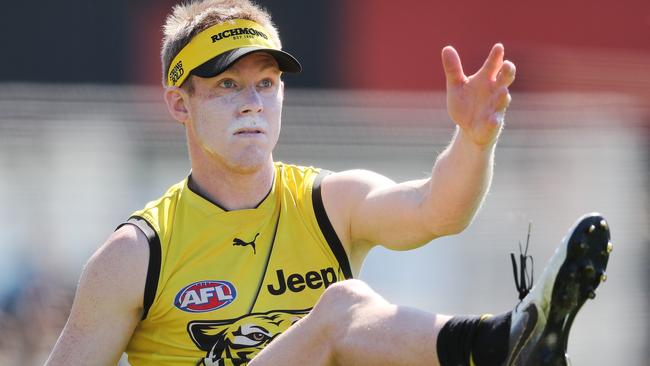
[163,86,191,124]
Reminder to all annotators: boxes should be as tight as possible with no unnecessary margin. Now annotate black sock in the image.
[436,312,511,366]
[471,312,511,365]
[436,315,481,366]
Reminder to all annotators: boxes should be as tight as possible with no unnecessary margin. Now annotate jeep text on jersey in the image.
[267,267,337,295]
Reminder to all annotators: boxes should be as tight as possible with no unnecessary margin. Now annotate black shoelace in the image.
[510,222,534,301]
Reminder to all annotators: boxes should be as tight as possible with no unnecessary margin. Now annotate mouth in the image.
[234,128,265,136]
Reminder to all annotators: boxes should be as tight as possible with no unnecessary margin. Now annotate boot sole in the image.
[533,214,611,365]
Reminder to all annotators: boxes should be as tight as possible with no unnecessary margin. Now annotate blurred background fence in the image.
[0,85,648,365]
[1,0,649,364]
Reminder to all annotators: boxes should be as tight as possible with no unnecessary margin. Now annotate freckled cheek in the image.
[214,92,240,108]
[193,108,233,149]
[195,122,228,153]
[262,95,283,132]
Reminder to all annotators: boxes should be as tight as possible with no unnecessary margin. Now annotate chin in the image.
[227,161,266,174]
[225,149,272,174]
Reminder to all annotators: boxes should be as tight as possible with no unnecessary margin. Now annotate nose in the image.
[239,87,263,115]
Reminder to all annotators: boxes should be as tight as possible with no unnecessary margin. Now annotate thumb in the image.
[441,46,465,88]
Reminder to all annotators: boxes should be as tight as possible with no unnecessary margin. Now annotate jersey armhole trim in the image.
[312,170,353,279]
[116,216,162,321]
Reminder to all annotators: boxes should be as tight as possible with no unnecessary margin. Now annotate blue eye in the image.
[219,79,236,89]
[258,79,272,88]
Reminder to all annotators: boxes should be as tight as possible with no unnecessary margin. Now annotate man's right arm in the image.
[45,224,150,366]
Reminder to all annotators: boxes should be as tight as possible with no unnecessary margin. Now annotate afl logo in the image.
[174,280,237,313]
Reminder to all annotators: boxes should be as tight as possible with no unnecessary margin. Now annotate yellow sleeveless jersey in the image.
[118,162,351,366]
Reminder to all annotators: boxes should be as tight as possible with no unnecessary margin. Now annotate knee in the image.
[306,280,391,363]
[309,279,385,333]
[320,279,380,309]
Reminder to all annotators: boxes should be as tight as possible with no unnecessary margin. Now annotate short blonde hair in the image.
[161,0,282,87]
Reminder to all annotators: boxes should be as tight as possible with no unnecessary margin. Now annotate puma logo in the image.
[232,233,259,254]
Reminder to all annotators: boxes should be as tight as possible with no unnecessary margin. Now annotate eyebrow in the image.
[260,62,280,72]
[258,57,279,71]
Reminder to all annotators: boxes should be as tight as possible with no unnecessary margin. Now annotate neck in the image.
[189,157,275,211]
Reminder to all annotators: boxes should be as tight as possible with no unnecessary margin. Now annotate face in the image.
[183,52,284,173]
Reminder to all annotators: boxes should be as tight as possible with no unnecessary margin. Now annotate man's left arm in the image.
[321,44,516,270]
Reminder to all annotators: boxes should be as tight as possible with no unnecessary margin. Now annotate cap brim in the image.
[191,47,302,78]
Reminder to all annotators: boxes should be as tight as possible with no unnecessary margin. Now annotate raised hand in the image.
[442,43,516,148]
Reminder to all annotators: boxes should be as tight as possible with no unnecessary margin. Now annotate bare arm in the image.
[45,225,149,366]
[322,44,516,270]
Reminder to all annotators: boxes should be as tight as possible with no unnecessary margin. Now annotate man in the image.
[46,0,611,365]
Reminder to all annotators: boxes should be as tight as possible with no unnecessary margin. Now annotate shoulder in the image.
[92,224,149,269]
[319,169,395,229]
[318,169,395,251]
[90,223,149,278]
[321,169,395,201]
[277,163,393,194]
[82,224,150,310]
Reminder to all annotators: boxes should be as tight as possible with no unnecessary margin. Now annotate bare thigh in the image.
[250,279,450,366]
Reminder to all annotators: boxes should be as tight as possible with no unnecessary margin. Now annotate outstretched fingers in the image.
[442,42,515,143]
[441,46,466,88]
[480,43,505,81]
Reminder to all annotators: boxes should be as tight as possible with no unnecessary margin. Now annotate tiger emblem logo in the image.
[188,309,311,365]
